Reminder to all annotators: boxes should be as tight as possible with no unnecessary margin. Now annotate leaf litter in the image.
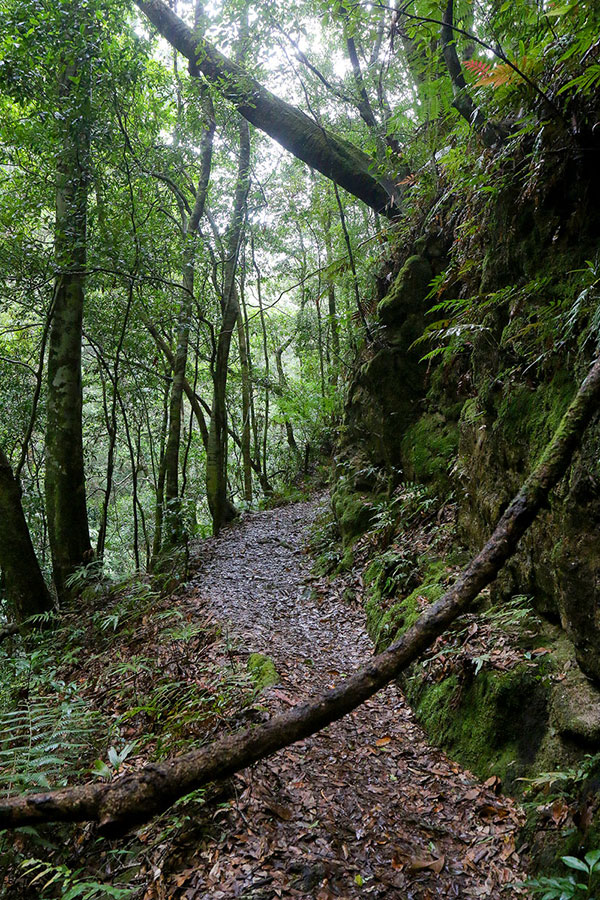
[159,496,529,899]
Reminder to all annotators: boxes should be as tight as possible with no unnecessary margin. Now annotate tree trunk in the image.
[324,212,340,384]
[2,354,599,832]
[206,118,250,533]
[135,0,397,214]
[237,314,253,502]
[163,95,215,547]
[151,382,170,566]
[441,0,504,148]
[45,24,93,599]
[97,283,135,561]
[0,448,53,622]
[275,337,300,456]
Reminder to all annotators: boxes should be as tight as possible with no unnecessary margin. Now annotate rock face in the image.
[332,139,600,793]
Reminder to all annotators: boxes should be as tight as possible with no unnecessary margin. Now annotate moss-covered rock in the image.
[552,658,600,745]
[330,482,375,545]
[247,653,279,692]
[457,365,600,680]
[377,255,433,327]
[401,413,459,490]
[404,664,551,791]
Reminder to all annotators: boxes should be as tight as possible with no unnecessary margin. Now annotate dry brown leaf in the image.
[483,775,502,792]
[409,854,445,874]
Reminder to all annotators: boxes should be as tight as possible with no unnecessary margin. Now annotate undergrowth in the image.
[0,567,255,899]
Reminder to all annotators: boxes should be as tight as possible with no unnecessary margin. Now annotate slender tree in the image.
[45,0,93,598]
[163,87,215,546]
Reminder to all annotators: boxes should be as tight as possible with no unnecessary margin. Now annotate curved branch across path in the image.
[1,355,599,833]
[135,0,399,215]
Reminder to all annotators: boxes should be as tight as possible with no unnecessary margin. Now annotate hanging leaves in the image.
[463,59,493,78]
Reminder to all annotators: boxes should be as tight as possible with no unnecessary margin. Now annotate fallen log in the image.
[1,356,599,834]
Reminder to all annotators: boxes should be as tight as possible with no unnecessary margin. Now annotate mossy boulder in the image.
[552,651,600,745]
[377,255,433,327]
[330,482,376,545]
[404,664,551,791]
[343,344,428,469]
[401,412,459,490]
[247,653,279,692]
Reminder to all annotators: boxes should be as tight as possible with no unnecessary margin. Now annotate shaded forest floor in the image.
[169,496,528,898]
[1,496,531,899]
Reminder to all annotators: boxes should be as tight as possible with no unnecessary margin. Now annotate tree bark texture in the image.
[45,25,93,598]
[135,0,397,214]
[206,117,250,534]
[237,314,253,501]
[0,448,54,622]
[2,356,598,833]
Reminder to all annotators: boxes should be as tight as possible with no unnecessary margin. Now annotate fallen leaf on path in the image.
[409,854,445,874]
[483,775,502,792]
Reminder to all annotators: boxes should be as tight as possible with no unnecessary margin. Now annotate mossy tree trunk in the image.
[45,14,93,599]
[0,448,53,622]
[135,0,399,214]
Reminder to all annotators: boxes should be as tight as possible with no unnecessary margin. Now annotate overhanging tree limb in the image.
[134,0,398,214]
[1,355,599,832]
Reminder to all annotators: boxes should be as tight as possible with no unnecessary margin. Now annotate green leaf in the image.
[585,848,600,869]
[107,746,120,768]
[561,856,589,873]
[91,759,111,779]
[545,3,573,15]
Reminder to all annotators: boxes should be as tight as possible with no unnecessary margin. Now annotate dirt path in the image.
[185,497,527,899]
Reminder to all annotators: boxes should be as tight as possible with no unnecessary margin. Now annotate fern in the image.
[0,687,104,792]
[558,63,600,96]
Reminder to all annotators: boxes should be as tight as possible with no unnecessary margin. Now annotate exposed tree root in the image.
[1,356,599,834]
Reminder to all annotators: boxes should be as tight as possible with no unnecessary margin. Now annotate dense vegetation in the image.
[1,0,600,895]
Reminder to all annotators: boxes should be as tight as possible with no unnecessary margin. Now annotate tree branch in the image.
[0,354,599,832]
[135,0,397,213]
[440,0,504,148]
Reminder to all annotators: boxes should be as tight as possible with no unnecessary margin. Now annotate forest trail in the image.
[182,496,528,899]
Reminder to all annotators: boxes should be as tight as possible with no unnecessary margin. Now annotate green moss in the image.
[247,653,278,691]
[460,396,484,426]
[401,413,458,489]
[331,483,375,545]
[494,368,575,461]
[377,255,433,326]
[366,557,448,650]
[373,592,422,651]
[334,546,355,574]
[404,664,550,791]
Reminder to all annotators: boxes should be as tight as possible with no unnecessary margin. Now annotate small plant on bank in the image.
[524,850,600,899]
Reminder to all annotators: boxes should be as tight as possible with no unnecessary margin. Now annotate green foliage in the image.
[524,850,600,900]
[21,858,136,900]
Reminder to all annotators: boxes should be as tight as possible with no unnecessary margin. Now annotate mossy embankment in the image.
[327,123,600,873]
